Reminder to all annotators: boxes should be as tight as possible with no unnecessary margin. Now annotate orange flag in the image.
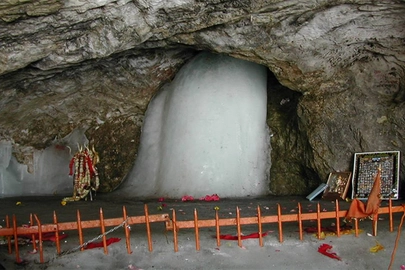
[346,167,381,220]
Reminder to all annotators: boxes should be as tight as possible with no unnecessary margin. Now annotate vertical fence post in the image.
[194,209,200,251]
[30,214,37,252]
[354,218,359,237]
[257,206,263,247]
[335,200,340,238]
[99,208,108,254]
[34,214,44,263]
[236,207,242,247]
[53,211,61,255]
[298,203,303,241]
[6,215,12,254]
[12,215,20,263]
[172,209,178,252]
[389,198,393,232]
[316,203,322,239]
[76,210,84,251]
[122,206,132,254]
[277,204,283,243]
[144,204,153,252]
[215,208,221,247]
[372,213,378,236]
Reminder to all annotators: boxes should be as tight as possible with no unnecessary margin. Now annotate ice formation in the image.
[0,130,88,197]
[120,52,271,198]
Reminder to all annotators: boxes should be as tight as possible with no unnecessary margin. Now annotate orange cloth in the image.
[346,168,381,220]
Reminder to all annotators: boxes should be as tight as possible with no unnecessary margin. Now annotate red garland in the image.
[69,157,75,176]
[318,244,341,260]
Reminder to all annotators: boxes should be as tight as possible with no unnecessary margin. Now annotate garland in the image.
[63,145,100,202]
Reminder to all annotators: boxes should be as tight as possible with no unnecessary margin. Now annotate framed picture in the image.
[322,172,352,200]
[351,151,400,200]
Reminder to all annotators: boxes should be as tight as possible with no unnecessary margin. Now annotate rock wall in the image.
[0,0,404,195]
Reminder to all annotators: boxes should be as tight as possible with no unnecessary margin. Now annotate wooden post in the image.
[236,207,242,247]
[99,208,108,254]
[316,203,321,239]
[257,205,263,247]
[34,214,44,263]
[172,209,178,252]
[76,210,84,251]
[298,203,303,241]
[194,209,200,251]
[122,206,132,254]
[12,215,20,263]
[215,209,221,247]
[53,211,61,254]
[144,204,153,252]
[277,204,283,243]
[335,200,340,238]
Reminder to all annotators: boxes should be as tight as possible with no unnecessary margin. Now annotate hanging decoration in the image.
[63,145,100,202]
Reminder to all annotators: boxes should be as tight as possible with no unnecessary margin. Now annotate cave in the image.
[0,0,404,199]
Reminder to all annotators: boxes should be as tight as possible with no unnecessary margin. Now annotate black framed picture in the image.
[351,151,400,200]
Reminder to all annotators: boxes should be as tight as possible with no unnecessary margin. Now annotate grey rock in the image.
[0,0,404,195]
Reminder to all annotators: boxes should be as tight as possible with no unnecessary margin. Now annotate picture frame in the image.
[322,172,352,200]
[351,151,400,200]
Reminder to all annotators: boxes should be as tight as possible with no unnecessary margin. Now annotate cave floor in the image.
[1,194,404,269]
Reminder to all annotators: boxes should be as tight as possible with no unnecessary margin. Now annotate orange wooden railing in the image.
[0,199,404,264]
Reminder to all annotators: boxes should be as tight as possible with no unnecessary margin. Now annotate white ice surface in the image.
[120,52,271,198]
[0,129,88,197]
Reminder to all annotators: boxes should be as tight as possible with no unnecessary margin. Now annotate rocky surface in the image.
[0,0,404,195]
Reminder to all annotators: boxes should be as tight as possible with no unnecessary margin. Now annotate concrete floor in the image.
[0,194,404,269]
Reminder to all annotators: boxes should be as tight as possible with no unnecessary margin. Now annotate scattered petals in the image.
[158,197,165,202]
[318,244,341,260]
[400,265,405,270]
[200,194,220,201]
[318,231,326,240]
[181,195,194,201]
[16,202,22,206]
[369,241,384,253]
[28,249,37,254]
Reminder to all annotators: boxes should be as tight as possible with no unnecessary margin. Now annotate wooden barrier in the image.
[0,199,404,264]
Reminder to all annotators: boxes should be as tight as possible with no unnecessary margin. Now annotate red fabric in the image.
[318,244,341,260]
[346,168,381,220]
[84,237,121,249]
[217,232,268,240]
